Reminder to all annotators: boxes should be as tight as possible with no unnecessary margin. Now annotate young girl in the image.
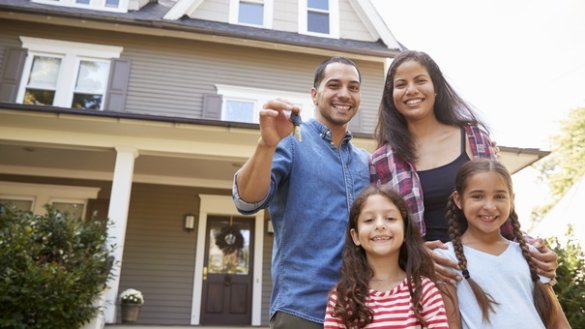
[436,159,570,329]
[324,185,449,329]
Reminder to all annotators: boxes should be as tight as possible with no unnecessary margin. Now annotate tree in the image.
[547,227,585,328]
[0,205,114,329]
[532,107,585,220]
[532,106,585,327]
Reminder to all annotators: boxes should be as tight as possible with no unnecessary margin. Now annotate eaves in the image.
[0,0,401,61]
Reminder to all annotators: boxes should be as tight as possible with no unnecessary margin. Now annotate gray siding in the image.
[0,20,386,135]
[119,183,205,324]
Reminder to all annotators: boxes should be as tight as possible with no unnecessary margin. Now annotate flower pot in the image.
[121,304,142,323]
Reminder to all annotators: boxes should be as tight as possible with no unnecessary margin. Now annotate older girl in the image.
[436,159,570,329]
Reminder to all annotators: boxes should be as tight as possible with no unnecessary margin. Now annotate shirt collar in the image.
[306,119,353,144]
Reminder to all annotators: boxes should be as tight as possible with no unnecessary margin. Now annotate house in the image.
[0,0,547,327]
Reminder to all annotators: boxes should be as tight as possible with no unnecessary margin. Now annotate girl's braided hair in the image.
[446,159,558,327]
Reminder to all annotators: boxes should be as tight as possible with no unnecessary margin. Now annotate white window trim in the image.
[0,181,100,218]
[17,37,123,111]
[0,195,36,212]
[50,197,90,220]
[298,0,339,38]
[229,0,274,29]
[215,84,315,124]
[31,0,129,13]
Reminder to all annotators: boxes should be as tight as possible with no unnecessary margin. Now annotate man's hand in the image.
[530,238,558,281]
[425,240,462,285]
[259,98,301,147]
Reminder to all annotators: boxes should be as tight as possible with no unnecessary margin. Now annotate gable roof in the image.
[164,0,402,51]
[0,0,403,60]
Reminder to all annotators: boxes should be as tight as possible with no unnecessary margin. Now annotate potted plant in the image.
[119,288,144,323]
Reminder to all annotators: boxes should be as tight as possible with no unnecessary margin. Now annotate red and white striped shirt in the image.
[324,277,449,329]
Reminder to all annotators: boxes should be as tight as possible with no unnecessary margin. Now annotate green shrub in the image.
[547,227,585,328]
[0,205,114,329]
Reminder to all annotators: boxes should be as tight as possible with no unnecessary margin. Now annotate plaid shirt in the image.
[369,124,509,238]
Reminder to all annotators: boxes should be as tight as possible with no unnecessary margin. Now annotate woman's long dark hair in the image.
[446,159,558,327]
[375,50,488,163]
[332,185,440,328]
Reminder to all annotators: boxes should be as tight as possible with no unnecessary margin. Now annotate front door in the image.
[200,215,254,325]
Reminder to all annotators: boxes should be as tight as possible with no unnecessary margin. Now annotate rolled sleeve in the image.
[232,173,269,215]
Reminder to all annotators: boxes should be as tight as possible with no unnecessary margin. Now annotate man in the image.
[232,57,370,328]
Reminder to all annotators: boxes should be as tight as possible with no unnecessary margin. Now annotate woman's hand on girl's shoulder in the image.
[425,240,462,285]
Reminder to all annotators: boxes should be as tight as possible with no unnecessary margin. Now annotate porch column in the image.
[104,146,139,323]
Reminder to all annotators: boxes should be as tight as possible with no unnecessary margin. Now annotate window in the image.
[0,181,100,219]
[299,0,339,38]
[229,0,273,28]
[52,200,86,219]
[0,197,34,212]
[216,84,315,124]
[30,0,127,13]
[18,37,123,111]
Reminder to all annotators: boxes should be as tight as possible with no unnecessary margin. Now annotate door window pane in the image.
[207,220,250,275]
[239,1,263,25]
[224,100,255,123]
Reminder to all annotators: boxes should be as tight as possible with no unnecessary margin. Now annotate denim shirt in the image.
[232,119,370,323]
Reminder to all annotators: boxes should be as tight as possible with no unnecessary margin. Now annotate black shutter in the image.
[0,48,27,103]
[103,58,130,111]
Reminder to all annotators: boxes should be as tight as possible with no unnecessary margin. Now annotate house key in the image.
[290,112,302,142]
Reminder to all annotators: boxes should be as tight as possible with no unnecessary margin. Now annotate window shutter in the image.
[0,48,27,103]
[103,58,130,111]
[202,94,223,120]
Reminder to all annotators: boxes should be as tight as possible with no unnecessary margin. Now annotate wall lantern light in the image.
[184,213,195,231]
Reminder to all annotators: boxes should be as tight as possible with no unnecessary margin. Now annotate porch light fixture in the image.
[184,213,195,231]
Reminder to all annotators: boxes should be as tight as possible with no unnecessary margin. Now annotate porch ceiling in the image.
[0,108,548,190]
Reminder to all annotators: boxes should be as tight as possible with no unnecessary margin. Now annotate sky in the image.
[370,0,585,233]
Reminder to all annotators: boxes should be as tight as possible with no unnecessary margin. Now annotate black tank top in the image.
[418,128,470,242]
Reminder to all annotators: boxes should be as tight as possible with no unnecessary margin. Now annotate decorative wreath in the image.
[214,225,244,254]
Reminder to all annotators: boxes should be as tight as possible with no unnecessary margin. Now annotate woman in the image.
[370,50,557,282]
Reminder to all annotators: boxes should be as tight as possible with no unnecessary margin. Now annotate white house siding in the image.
[191,0,230,22]
[273,0,298,32]
[339,0,377,41]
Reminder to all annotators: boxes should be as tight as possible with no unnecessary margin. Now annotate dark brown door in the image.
[200,215,254,325]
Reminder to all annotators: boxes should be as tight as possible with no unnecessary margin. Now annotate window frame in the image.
[17,37,123,111]
[229,0,274,28]
[30,0,129,13]
[298,0,339,38]
[0,196,36,212]
[0,181,100,219]
[216,84,315,124]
